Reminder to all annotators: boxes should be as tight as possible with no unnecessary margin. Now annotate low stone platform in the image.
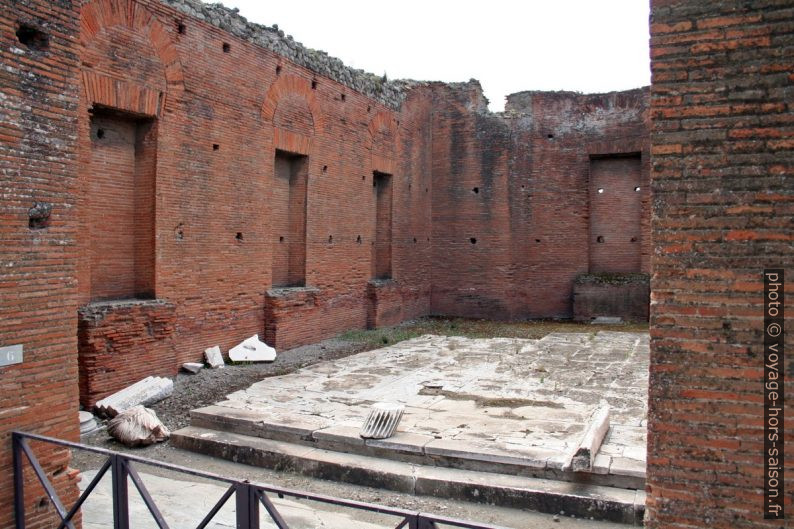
[174,332,648,523]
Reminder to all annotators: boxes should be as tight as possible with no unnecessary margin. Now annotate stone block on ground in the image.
[229,334,277,363]
[94,376,173,418]
[182,362,203,374]
[592,316,623,324]
[360,402,404,439]
[204,345,225,368]
[79,410,98,435]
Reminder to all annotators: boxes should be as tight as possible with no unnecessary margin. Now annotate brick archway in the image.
[80,0,185,114]
[262,75,325,131]
[367,110,399,174]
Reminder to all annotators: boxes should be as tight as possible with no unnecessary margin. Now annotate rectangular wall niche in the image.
[373,171,393,279]
[589,155,642,274]
[89,110,156,301]
[272,150,308,287]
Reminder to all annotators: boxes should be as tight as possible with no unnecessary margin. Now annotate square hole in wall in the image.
[16,23,49,51]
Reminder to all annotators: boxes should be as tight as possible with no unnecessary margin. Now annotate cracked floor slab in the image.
[210,332,648,480]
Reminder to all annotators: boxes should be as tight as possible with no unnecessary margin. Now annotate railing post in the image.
[235,482,260,529]
[416,515,437,529]
[13,433,25,529]
[111,454,129,529]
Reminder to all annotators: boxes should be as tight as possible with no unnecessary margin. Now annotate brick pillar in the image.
[648,1,793,527]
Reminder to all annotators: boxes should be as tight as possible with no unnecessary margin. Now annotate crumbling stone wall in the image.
[0,0,82,526]
[648,1,793,527]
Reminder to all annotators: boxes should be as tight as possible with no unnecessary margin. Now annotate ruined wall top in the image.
[504,87,650,114]
[162,0,418,109]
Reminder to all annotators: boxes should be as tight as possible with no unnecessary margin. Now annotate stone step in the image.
[172,426,645,525]
[188,405,645,490]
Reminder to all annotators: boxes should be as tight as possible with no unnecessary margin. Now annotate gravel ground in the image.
[148,337,372,431]
[73,317,646,528]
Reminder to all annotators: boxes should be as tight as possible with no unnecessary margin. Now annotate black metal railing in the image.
[13,431,504,529]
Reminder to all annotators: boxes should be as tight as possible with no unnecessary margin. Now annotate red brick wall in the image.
[367,280,404,328]
[73,0,436,378]
[78,300,177,407]
[2,0,646,406]
[429,84,650,320]
[648,1,793,527]
[0,0,81,527]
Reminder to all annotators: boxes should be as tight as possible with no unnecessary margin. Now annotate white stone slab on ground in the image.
[182,362,203,374]
[204,345,225,368]
[229,334,277,363]
[591,316,623,324]
[94,376,173,418]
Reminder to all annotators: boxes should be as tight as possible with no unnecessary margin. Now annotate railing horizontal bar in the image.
[196,484,235,529]
[57,458,112,529]
[13,430,415,518]
[126,461,170,529]
[17,438,76,529]
[13,431,237,485]
[13,431,501,529]
[253,484,418,517]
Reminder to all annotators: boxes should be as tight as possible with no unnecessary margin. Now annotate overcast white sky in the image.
[209,1,651,111]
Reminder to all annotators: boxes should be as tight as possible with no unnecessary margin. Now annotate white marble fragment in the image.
[204,345,225,368]
[229,334,277,363]
[79,410,98,435]
[360,402,404,439]
[182,362,203,374]
[107,406,169,447]
[94,376,173,418]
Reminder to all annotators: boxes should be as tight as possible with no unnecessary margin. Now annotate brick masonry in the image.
[648,1,793,527]
[0,0,649,414]
[59,0,651,405]
[71,0,438,402]
[2,1,791,527]
[78,300,177,407]
[0,0,82,527]
[429,84,650,320]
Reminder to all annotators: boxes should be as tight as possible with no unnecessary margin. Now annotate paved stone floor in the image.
[212,332,648,479]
